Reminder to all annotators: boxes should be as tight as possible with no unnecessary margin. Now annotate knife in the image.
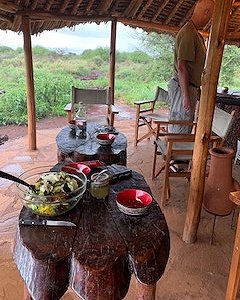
[19,219,76,227]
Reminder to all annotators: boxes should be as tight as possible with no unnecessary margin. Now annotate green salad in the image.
[24,171,80,216]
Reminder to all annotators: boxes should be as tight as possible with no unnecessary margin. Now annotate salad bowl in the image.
[16,166,87,217]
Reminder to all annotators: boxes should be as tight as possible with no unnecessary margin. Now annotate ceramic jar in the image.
[203,147,239,216]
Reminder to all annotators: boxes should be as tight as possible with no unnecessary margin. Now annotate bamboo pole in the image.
[109,20,117,104]
[182,0,234,244]
[22,16,37,150]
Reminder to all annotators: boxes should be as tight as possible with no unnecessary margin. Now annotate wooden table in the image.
[14,165,170,300]
[216,93,240,109]
[56,123,127,166]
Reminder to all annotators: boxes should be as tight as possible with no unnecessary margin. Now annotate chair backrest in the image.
[155,86,169,103]
[212,107,235,140]
[71,86,110,109]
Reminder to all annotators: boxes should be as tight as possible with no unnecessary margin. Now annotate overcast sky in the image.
[0,22,143,53]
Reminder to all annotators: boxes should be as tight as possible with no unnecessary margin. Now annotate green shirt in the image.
[174,20,206,87]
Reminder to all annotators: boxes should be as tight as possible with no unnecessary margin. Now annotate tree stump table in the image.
[56,123,127,166]
[14,165,170,300]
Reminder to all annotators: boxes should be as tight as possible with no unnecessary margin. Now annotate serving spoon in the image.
[0,170,36,191]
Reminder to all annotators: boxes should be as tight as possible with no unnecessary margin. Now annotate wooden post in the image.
[22,16,37,150]
[225,191,240,300]
[182,0,234,243]
[109,20,117,104]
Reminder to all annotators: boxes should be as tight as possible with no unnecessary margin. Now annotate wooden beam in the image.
[12,15,22,31]
[111,0,121,11]
[225,191,240,299]
[118,17,179,33]
[227,31,240,39]
[152,0,171,22]
[123,0,139,17]
[22,16,37,150]
[179,5,194,27]
[233,1,240,7]
[30,0,38,10]
[45,0,55,12]
[109,20,117,105]
[60,0,69,14]
[97,0,114,13]
[165,1,184,25]
[0,2,18,13]
[17,10,111,23]
[71,0,84,15]
[0,13,13,23]
[138,0,154,18]
[86,0,95,13]
[182,0,234,244]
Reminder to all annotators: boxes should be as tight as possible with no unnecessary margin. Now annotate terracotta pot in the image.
[203,147,239,216]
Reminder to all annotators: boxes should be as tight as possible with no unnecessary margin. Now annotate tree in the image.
[219,45,240,87]
[140,32,174,82]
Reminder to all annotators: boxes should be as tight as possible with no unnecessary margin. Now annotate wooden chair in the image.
[134,86,169,146]
[64,86,119,127]
[152,107,235,207]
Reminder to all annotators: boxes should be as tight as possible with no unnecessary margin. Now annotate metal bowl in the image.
[16,166,87,217]
[116,189,152,216]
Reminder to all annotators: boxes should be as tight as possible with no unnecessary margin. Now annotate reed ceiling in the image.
[0,0,240,45]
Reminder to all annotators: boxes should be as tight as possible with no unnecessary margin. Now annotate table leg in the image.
[136,281,156,300]
[23,284,33,300]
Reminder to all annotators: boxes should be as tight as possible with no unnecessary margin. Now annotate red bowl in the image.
[116,189,152,215]
[96,133,116,146]
[61,162,91,175]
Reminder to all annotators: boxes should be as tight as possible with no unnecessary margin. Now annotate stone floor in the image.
[0,107,239,300]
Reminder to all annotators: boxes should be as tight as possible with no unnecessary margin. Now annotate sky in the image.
[0,22,143,54]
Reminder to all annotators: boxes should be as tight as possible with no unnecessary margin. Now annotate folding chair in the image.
[64,86,119,127]
[134,86,169,146]
[152,107,235,207]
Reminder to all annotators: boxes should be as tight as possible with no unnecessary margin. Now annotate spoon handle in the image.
[0,170,32,188]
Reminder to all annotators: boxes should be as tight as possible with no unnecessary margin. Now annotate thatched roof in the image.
[1,0,240,45]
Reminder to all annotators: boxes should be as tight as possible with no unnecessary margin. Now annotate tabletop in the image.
[13,165,170,300]
[56,123,127,166]
[216,92,240,108]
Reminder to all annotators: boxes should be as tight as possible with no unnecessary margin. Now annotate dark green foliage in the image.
[219,45,240,87]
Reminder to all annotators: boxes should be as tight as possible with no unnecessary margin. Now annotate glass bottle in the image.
[75,102,87,137]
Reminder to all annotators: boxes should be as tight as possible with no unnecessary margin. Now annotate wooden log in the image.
[225,191,240,299]
[56,124,127,166]
[14,165,170,300]
[22,16,37,150]
[109,20,117,105]
[183,0,234,244]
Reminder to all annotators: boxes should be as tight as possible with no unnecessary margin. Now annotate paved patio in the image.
[0,107,239,300]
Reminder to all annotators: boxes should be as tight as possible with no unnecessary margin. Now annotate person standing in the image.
[168,0,215,133]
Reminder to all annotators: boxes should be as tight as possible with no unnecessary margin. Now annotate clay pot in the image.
[203,147,239,216]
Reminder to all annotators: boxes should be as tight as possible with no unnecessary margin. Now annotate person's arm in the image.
[178,59,191,112]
